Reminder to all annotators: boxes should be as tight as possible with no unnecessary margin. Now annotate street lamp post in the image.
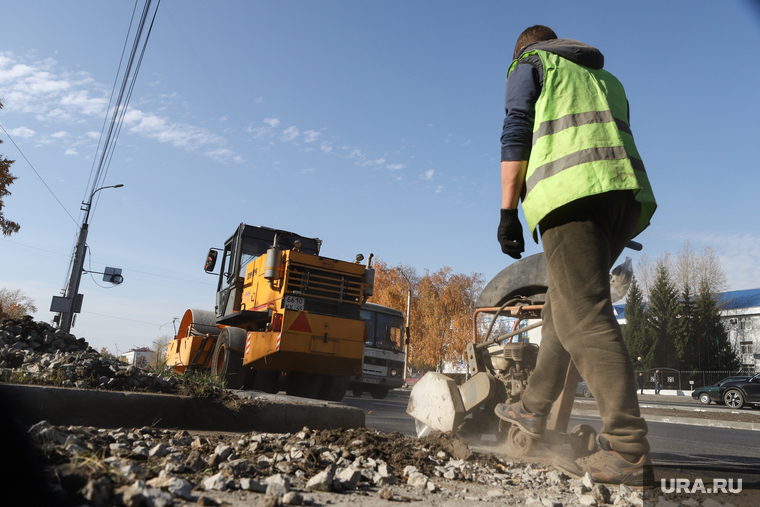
[56,184,123,332]
[398,270,413,380]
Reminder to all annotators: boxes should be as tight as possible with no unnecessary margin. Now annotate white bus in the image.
[348,302,405,399]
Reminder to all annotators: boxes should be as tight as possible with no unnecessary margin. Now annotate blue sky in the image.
[1,1,759,355]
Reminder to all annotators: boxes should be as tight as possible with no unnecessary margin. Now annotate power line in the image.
[0,122,79,226]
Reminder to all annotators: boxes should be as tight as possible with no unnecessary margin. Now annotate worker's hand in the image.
[497,208,524,259]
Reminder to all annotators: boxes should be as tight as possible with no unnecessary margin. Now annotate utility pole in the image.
[53,184,123,332]
[404,288,411,379]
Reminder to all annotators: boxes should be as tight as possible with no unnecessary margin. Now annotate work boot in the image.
[553,436,654,487]
[494,400,546,438]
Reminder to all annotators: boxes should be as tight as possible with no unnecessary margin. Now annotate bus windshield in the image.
[361,309,403,351]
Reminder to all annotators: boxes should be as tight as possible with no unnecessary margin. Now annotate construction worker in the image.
[494,25,657,486]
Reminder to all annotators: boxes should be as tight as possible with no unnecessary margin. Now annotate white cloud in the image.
[8,126,35,138]
[345,148,365,159]
[50,131,69,138]
[123,108,237,162]
[0,53,104,122]
[300,167,316,174]
[64,148,77,156]
[320,142,333,153]
[281,126,299,142]
[248,117,281,138]
[303,130,320,142]
[386,163,405,170]
[360,158,385,167]
[435,186,443,193]
[59,90,106,116]
[86,131,100,139]
[422,169,434,180]
[254,97,263,103]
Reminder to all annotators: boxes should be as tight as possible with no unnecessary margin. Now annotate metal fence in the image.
[636,366,756,391]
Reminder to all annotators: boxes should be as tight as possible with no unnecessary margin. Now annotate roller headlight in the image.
[390,369,398,377]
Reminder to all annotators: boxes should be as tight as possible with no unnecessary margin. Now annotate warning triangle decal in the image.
[288,311,313,334]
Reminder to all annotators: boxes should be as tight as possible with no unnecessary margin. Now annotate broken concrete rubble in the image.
[0,316,666,506]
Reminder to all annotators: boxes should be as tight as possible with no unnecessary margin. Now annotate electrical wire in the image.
[0,122,79,226]
[61,0,161,297]
[89,0,162,225]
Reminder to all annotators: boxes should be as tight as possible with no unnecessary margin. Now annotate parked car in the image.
[576,379,592,398]
[403,372,425,388]
[718,373,760,409]
[691,376,751,405]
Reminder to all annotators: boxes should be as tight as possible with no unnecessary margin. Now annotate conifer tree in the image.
[694,279,740,371]
[677,283,699,370]
[646,262,680,369]
[622,276,650,368]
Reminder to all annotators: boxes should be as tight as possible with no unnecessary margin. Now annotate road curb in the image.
[0,384,365,433]
[573,409,760,432]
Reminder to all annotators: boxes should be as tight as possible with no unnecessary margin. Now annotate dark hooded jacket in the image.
[500,39,608,162]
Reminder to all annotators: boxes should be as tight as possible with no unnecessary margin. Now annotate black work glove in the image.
[497,208,524,259]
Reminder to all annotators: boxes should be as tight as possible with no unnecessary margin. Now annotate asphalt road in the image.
[343,389,760,490]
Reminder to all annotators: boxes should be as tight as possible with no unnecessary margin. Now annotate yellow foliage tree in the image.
[370,261,483,372]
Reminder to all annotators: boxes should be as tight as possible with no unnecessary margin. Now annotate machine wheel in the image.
[507,424,535,457]
[210,327,249,390]
[352,389,363,397]
[582,388,592,398]
[569,424,598,458]
[318,375,349,401]
[699,393,711,405]
[724,390,745,409]
[285,372,324,399]
[252,370,280,394]
[370,387,390,399]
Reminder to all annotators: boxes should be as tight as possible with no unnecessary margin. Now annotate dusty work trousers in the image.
[521,190,650,457]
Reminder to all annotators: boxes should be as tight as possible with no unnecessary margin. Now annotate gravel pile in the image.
[0,317,698,506]
[26,421,651,507]
[0,316,221,396]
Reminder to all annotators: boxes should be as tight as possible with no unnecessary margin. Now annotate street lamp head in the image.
[113,184,124,188]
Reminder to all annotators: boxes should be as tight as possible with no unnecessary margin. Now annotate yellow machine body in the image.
[238,249,366,375]
[165,225,372,383]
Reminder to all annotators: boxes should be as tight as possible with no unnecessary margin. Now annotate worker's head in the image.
[514,25,557,60]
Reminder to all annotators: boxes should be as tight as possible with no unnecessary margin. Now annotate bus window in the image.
[376,313,403,350]
[360,310,376,346]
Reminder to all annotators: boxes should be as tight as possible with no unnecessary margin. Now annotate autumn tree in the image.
[636,242,728,300]
[369,261,483,373]
[0,99,20,237]
[152,335,171,367]
[99,347,119,361]
[0,288,37,320]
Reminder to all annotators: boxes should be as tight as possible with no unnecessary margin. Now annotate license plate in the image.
[362,378,380,384]
[284,295,305,311]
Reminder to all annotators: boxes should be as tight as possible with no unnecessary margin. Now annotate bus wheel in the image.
[370,387,389,399]
[319,375,349,401]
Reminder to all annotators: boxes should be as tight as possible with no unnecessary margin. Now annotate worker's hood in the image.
[519,38,604,70]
